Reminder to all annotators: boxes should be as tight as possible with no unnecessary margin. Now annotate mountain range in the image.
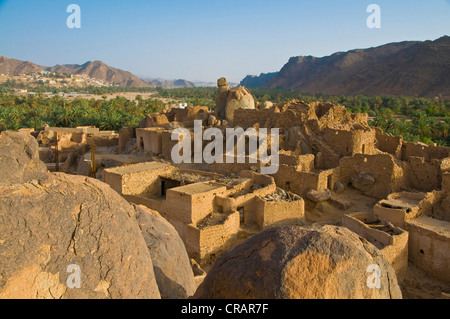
[240,36,450,98]
[0,57,199,88]
[141,77,196,88]
[0,57,152,87]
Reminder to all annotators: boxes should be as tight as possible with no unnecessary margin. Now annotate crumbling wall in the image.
[185,212,240,260]
[162,182,227,226]
[401,142,450,162]
[375,128,403,159]
[351,129,376,155]
[119,127,136,153]
[339,154,405,199]
[374,191,446,227]
[233,109,274,129]
[342,212,409,283]
[443,173,450,193]
[273,165,323,196]
[278,153,315,172]
[323,128,353,157]
[405,157,441,192]
[406,216,450,283]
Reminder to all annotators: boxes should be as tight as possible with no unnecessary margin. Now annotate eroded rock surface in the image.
[134,205,196,299]
[215,77,255,121]
[194,225,402,299]
[0,131,47,186]
[0,173,161,299]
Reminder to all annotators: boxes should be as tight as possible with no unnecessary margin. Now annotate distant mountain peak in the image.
[244,36,450,98]
[0,57,153,87]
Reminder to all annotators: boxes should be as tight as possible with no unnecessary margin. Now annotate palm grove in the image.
[0,85,449,146]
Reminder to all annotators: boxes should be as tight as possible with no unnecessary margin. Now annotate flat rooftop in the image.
[105,161,172,175]
[169,182,225,195]
[407,216,450,239]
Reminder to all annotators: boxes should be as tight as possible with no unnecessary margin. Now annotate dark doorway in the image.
[285,182,291,192]
[160,178,182,197]
[327,175,333,190]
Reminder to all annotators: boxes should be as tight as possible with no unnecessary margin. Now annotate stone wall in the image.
[185,212,240,260]
[254,197,305,230]
[375,128,403,159]
[406,216,450,282]
[342,212,409,283]
[405,157,441,192]
[443,173,450,192]
[339,154,405,199]
[103,162,175,197]
[401,142,450,162]
[119,127,135,153]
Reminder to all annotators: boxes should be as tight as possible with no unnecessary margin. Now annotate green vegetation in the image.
[0,93,164,131]
[0,80,157,95]
[0,84,449,146]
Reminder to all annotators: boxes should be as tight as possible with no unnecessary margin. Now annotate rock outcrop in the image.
[0,131,47,186]
[215,77,255,121]
[0,131,200,299]
[0,172,161,299]
[352,173,376,192]
[306,189,332,203]
[194,225,402,299]
[134,205,196,299]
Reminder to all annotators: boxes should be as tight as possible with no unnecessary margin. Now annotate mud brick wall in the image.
[401,142,450,162]
[339,153,404,199]
[119,127,135,153]
[254,197,305,230]
[273,165,323,196]
[405,157,441,192]
[342,212,408,283]
[185,212,240,260]
[103,162,175,197]
[375,128,403,159]
[406,216,450,283]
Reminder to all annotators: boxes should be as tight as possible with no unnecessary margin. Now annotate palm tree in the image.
[99,111,123,131]
[412,117,433,139]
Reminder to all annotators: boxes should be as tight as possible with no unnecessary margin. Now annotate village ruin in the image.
[7,78,450,299]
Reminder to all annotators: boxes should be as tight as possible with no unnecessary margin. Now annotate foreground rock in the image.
[0,131,47,186]
[194,225,402,299]
[135,205,196,299]
[0,172,161,299]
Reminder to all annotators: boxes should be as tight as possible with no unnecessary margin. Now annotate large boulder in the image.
[0,172,161,299]
[351,173,375,192]
[224,86,255,121]
[215,78,255,121]
[0,131,47,186]
[134,205,196,299]
[306,189,332,203]
[194,225,402,299]
[215,77,230,120]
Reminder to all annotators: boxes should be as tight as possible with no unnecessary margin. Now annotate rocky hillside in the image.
[0,56,152,87]
[248,36,450,98]
[0,56,45,75]
[144,77,196,88]
[48,61,152,87]
[240,72,278,88]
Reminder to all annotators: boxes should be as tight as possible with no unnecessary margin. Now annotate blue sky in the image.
[0,0,449,83]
